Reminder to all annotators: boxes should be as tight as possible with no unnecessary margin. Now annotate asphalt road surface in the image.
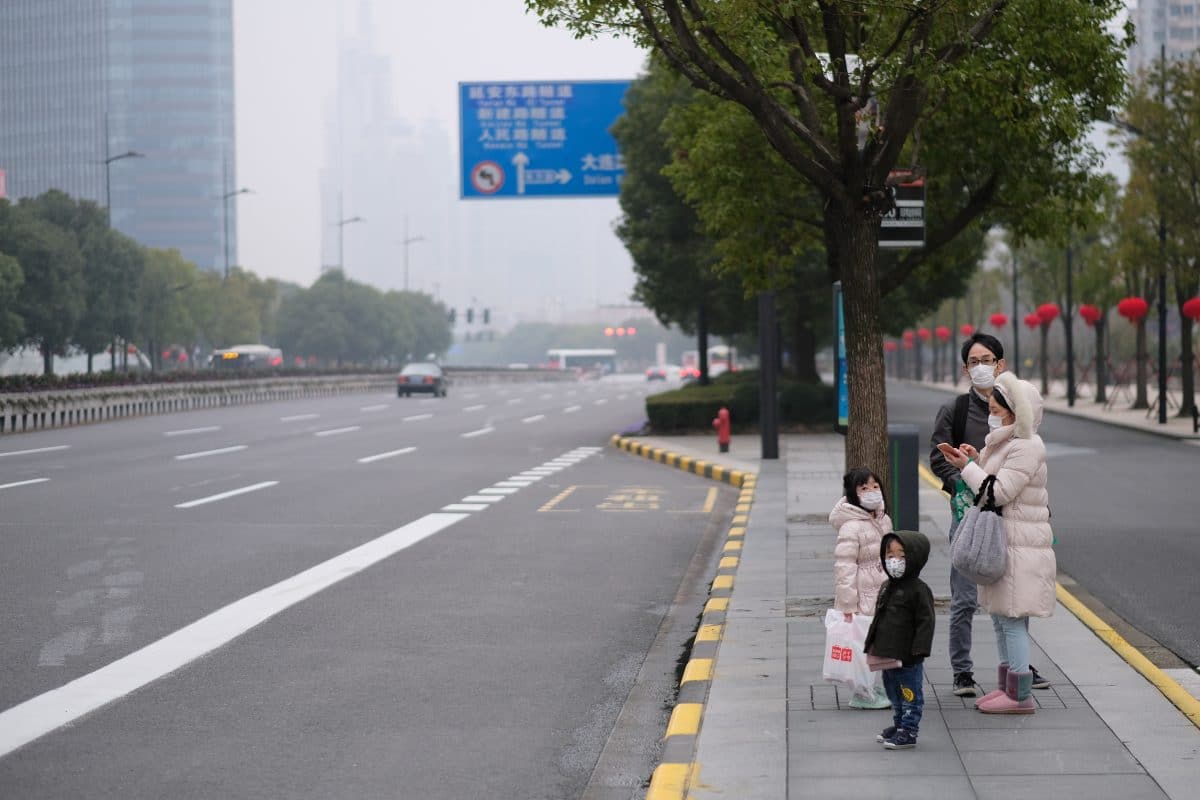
[0,377,735,799]
[888,379,1200,668]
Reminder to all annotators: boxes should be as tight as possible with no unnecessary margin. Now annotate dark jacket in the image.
[929,388,992,494]
[864,530,936,666]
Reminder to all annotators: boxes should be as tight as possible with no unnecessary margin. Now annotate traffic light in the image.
[483,308,490,325]
[466,308,474,324]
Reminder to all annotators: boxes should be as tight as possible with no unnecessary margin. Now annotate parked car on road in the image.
[397,362,447,397]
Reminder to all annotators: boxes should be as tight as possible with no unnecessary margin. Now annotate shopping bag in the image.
[822,609,873,694]
[950,475,1007,585]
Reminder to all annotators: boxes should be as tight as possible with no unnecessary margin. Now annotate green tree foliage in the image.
[0,250,24,348]
[528,0,1128,478]
[140,248,200,370]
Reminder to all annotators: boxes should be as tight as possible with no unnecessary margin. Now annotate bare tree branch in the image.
[936,1,1008,64]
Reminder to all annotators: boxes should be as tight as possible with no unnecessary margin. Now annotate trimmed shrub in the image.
[646,371,834,433]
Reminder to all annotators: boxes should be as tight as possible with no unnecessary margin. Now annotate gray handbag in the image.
[950,475,1007,585]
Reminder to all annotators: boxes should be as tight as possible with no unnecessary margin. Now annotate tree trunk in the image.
[1094,318,1107,404]
[836,212,889,489]
[697,301,710,387]
[1179,314,1195,419]
[87,351,94,374]
[42,345,54,377]
[790,305,820,384]
[1134,319,1149,409]
[1039,323,1049,396]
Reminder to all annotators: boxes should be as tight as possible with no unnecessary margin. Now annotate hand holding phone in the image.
[936,442,960,458]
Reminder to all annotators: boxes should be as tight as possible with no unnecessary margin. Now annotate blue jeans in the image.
[881,663,924,734]
[991,614,1031,673]
[947,514,979,675]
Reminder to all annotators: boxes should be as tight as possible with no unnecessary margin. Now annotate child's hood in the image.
[879,530,930,579]
[829,497,876,528]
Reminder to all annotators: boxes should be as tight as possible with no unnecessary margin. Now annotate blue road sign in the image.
[459,80,630,199]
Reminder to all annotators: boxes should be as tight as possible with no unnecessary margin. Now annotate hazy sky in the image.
[233,0,648,321]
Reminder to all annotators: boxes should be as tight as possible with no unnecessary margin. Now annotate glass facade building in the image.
[0,0,235,273]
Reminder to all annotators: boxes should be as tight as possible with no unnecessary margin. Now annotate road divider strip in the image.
[612,436,758,800]
[916,461,1200,730]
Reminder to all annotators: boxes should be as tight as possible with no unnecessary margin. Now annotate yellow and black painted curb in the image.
[609,435,751,488]
[608,436,758,800]
[917,462,1200,730]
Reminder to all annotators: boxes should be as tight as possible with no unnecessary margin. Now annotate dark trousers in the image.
[881,663,925,734]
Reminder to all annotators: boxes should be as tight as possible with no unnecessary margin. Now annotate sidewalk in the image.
[624,433,1200,800]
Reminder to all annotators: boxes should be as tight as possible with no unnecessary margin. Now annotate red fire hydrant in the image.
[712,407,731,453]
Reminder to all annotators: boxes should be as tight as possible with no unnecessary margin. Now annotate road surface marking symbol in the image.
[496,481,534,487]
[357,447,417,464]
[464,404,486,412]
[478,487,519,495]
[0,511,468,758]
[594,399,608,405]
[0,445,70,458]
[461,495,505,503]
[360,404,388,412]
[315,426,361,437]
[280,413,319,422]
[443,503,490,512]
[174,445,248,461]
[174,481,278,509]
[0,478,49,491]
[522,415,545,423]
[540,486,580,512]
[461,427,495,438]
[403,414,433,422]
[164,426,220,437]
[598,487,662,511]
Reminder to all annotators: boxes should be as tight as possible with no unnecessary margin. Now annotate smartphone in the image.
[936,442,960,458]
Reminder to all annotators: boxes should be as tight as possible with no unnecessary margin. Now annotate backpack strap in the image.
[951,392,970,449]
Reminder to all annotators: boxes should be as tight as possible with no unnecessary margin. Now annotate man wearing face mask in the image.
[929,333,1004,698]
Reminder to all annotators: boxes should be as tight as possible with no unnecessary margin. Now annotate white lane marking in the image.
[0,445,70,458]
[280,413,319,422]
[541,393,553,400]
[461,427,495,438]
[360,404,388,412]
[403,414,433,422]
[163,426,220,437]
[507,398,523,405]
[0,478,50,491]
[461,495,505,503]
[478,487,519,495]
[594,399,608,406]
[522,415,545,424]
[566,390,578,396]
[528,468,559,474]
[174,445,248,461]
[0,512,466,758]
[174,481,278,509]
[357,447,417,464]
[495,481,533,487]
[515,474,545,480]
[315,426,361,437]
[617,394,627,400]
[563,405,581,414]
[464,404,486,412]
[443,503,489,512]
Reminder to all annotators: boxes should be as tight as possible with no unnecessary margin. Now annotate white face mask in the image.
[885,558,906,579]
[859,490,884,510]
[969,363,997,389]
[987,414,1004,430]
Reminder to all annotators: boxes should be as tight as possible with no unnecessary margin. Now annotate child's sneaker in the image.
[875,725,897,744]
[882,728,918,750]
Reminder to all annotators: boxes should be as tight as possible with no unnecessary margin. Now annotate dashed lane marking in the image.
[0,445,70,458]
[174,445,247,461]
[174,481,278,509]
[163,426,220,437]
[0,478,50,491]
[315,426,361,437]
[357,447,417,464]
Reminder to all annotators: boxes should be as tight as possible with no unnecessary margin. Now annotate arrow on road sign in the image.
[512,151,530,194]
[525,168,572,186]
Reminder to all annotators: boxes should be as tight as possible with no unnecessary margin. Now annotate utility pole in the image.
[1157,43,1169,424]
[222,157,252,281]
[400,215,426,292]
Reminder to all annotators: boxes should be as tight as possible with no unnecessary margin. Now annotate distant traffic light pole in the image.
[400,215,426,292]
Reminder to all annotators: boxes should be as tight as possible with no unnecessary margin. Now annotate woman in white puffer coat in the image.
[942,372,1055,715]
[829,466,893,709]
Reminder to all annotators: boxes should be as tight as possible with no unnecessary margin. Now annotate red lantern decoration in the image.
[1117,296,1149,323]
[1182,297,1200,321]
[902,330,915,343]
[1023,313,1041,329]
[883,341,899,353]
[1078,304,1102,327]
[1036,303,1060,323]
[960,324,975,336]
[902,339,914,350]
[917,327,931,342]
[934,325,951,341]
[989,312,1008,328]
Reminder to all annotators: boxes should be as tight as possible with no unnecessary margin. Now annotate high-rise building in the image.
[1129,1,1199,77]
[0,0,236,273]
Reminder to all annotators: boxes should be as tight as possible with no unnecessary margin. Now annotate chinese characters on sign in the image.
[459,80,631,199]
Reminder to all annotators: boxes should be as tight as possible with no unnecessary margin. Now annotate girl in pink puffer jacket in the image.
[829,466,894,709]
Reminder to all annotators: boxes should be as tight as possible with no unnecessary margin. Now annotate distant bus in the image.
[545,348,617,376]
[209,344,284,370]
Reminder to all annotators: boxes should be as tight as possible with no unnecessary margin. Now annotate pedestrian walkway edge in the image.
[916,462,1200,731]
[609,436,758,800]
[609,435,750,487]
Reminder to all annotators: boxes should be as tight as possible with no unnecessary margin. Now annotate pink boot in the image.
[973,663,1008,710]
[978,670,1035,715]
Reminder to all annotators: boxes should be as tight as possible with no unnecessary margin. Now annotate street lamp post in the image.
[221,159,252,281]
[102,114,144,372]
[1156,45,1169,425]
[1065,243,1076,407]
[400,215,426,292]
[335,192,364,274]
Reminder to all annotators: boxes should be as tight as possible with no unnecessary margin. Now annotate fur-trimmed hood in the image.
[993,372,1043,438]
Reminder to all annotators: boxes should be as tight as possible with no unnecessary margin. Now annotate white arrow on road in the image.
[512,151,529,194]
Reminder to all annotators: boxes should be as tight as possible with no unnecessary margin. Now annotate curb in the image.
[609,436,757,800]
[609,435,751,487]
[916,462,1200,730]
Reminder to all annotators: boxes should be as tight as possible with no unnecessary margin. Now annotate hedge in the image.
[645,371,835,433]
